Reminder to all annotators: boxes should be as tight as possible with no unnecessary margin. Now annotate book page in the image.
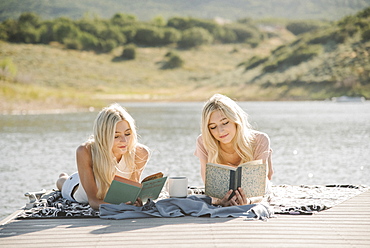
[240,162,267,198]
[205,163,232,199]
[139,177,167,202]
[113,175,141,187]
[141,172,164,183]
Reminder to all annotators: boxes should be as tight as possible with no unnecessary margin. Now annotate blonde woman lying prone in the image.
[56,104,149,210]
[194,94,274,207]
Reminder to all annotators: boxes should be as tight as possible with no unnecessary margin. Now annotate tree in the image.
[111,13,137,26]
[18,12,41,28]
[52,18,80,43]
[162,28,181,45]
[134,26,164,46]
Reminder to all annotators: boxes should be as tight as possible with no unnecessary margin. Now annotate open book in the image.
[205,160,267,199]
[104,172,167,205]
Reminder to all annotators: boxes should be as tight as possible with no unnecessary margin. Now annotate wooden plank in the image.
[0,190,369,248]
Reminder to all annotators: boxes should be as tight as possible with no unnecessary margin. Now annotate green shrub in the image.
[121,26,137,43]
[263,44,323,73]
[38,23,54,44]
[245,56,269,70]
[362,29,370,41]
[167,17,226,40]
[2,17,41,43]
[0,58,17,80]
[163,53,184,69]
[78,31,99,50]
[64,38,82,50]
[0,24,8,40]
[98,39,117,53]
[356,6,370,18]
[340,24,360,36]
[187,18,221,37]
[165,51,175,57]
[111,13,137,26]
[283,45,322,65]
[167,17,192,30]
[246,38,260,48]
[1,19,17,41]
[226,23,259,43]
[308,30,347,44]
[151,16,166,26]
[286,21,326,35]
[178,27,213,48]
[162,28,181,44]
[263,62,278,73]
[216,28,237,43]
[21,27,40,43]
[52,20,80,43]
[98,26,126,45]
[134,26,164,46]
[18,12,41,28]
[77,19,102,37]
[121,44,136,60]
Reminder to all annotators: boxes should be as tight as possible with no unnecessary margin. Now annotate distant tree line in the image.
[0,12,266,53]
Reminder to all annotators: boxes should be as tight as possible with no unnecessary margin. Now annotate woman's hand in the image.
[133,198,143,207]
[232,187,250,205]
[125,197,143,207]
[217,190,234,207]
[215,188,251,207]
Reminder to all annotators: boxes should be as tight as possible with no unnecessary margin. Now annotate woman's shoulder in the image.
[75,142,93,168]
[76,142,91,155]
[136,143,149,153]
[135,144,150,160]
[195,134,205,147]
[251,130,270,143]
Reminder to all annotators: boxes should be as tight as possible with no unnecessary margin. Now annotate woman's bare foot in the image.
[56,173,69,191]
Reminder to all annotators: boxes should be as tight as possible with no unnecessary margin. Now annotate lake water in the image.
[0,101,369,220]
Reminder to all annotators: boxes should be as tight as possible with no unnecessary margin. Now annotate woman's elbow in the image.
[88,199,103,210]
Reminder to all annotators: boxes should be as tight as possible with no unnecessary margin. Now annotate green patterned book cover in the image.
[104,173,167,205]
[205,160,266,199]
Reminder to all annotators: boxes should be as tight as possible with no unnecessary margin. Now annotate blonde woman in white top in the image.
[57,103,149,210]
[194,94,274,207]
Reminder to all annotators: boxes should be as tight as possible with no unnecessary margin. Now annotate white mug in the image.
[168,176,188,198]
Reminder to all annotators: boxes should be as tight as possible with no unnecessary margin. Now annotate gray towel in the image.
[99,195,272,220]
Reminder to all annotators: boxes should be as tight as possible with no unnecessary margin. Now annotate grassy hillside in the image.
[239,7,370,100]
[1,0,369,22]
[1,7,370,113]
[0,31,295,113]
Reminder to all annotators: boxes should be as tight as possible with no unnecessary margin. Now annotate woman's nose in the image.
[217,125,224,133]
[120,136,127,142]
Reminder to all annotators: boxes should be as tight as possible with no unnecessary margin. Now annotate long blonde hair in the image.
[88,103,139,199]
[201,94,255,165]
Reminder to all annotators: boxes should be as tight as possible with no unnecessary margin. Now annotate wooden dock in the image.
[1,189,369,247]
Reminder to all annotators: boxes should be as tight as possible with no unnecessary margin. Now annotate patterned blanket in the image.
[16,184,368,219]
[268,184,368,214]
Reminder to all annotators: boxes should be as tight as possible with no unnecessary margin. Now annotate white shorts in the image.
[61,172,80,202]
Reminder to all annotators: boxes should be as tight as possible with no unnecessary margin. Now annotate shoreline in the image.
[0,107,96,115]
[1,98,368,115]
